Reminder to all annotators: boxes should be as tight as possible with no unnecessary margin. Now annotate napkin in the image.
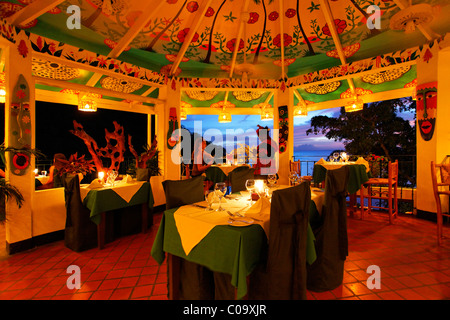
[245,197,271,216]
[87,179,103,189]
[120,174,133,184]
[316,158,326,165]
[356,157,370,171]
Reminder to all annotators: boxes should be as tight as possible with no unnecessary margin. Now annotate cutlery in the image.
[227,210,262,222]
[191,204,207,208]
[228,217,254,224]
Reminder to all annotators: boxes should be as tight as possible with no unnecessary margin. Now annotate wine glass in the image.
[110,170,118,186]
[205,190,215,211]
[245,179,255,202]
[289,171,298,186]
[267,174,277,187]
[41,170,47,176]
[214,182,227,211]
[333,152,340,162]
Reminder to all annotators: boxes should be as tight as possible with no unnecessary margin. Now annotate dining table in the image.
[80,177,154,249]
[151,184,325,300]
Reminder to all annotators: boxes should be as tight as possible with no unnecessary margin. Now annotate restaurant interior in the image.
[0,0,450,301]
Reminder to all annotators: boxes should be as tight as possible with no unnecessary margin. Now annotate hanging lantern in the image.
[345,96,364,112]
[78,93,98,112]
[180,108,187,120]
[293,103,308,117]
[218,108,232,123]
[0,87,6,103]
[412,87,417,101]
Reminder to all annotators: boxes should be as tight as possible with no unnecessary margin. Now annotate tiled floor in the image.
[0,210,449,300]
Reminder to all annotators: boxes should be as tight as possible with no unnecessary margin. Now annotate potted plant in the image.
[58,153,96,181]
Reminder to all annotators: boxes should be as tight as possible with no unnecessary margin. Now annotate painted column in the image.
[4,31,35,253]
[275,87,292,185]
[416,39,450,216]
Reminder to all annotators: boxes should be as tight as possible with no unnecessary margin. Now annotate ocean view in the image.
[293,149,336,176]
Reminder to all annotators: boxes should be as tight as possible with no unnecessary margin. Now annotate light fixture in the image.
[293,103,308,117]
[0,87,5,103]
[345,96,364,113]
[260,107,273,121]
[412,88,417,101]
[180,108,187,120]
[78,93,98,112]
[218,108,232,123]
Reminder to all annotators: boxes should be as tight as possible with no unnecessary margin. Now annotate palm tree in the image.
[252,0,274,64]
[203,0,228,64]
[144,0,189,52]
[296,0,315,55]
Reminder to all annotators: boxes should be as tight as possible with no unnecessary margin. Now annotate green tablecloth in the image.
[151,201,319,300]
[313,164,369,194]
[82,182,154,225]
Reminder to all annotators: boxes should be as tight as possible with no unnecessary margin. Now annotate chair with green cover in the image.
[63,174,98,252]
[248,182,311,300]
[307,166,349,292]
[162,175,205,210]
[162,175,215,299]
[228,166,255,193]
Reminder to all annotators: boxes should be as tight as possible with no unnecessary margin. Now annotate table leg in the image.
[168,254,180,300]
[141,203,148,234]
[97,212,106,250]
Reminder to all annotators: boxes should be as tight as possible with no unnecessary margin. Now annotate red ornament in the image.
[17,39,28,58]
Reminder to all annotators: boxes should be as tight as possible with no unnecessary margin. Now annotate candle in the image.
[255,179,265,194]
[98,171,104,182]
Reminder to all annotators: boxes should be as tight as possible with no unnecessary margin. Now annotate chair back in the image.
[289,160,301,175]
[162,175,205,209]
[62,174,97,252]
[307,165,349,292]
[388,160,398,184]
[228,166,255,193]
[249,182,311,300]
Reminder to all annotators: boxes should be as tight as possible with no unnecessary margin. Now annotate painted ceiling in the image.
[0,0,449,110]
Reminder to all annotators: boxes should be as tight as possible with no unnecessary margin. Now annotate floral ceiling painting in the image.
[1,0,449,109]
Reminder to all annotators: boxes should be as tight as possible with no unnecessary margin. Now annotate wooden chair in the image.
[431,161,450,246]
[289,159,313,185]
[360,160,398,224]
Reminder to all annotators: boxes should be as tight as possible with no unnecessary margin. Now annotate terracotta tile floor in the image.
[0,210,449,300]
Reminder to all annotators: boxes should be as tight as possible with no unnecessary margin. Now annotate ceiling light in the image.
[78,93,98,112]
[294,103,308,117]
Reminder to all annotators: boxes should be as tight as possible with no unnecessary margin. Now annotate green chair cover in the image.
[307,166,349,292]
[204,166,228,185]
[162,175,205,210]
[248,182,311,300]
[162,175,215,299]
[63,174,98,252]
[228,167,255,193]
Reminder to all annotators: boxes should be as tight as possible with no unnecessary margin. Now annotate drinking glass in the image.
[109,170,118,186]
[333,152,340,162]
[41,170,47,176]
[214,182,227,211]
[267,174,277,187]
[289,171,298,185]
[205,190,215,211]
[245,179,255,202]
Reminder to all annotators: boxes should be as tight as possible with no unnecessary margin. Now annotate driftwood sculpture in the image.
[70,120,126,173]
[128,135,158,169]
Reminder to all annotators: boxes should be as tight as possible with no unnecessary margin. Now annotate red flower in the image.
[177,28,199,43]
[322,19,347,36]
[423,48,433,63]
[226,38,245,52]
[273,33,292,47]
[285,8,296,18]
[268,11,279,21]
[186,1,199,13]
[205,7,214,17]
[17,39,28,58]
[248,12,259,24]
[48,42,56,54]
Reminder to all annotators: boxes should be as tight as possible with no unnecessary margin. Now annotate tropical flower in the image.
[177,28,199,43]
[268,11,279,21]
[17,39,28,58]
[322,19,347,36]
[273,33,293,47]
[226,38,245,52]
[205,7,214,17]
[285,8,296,18]
[186,1,199,13]
[248,12,259,24]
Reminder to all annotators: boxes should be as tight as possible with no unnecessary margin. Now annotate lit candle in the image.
[34,168,38,175]
[255,179,265,195]
[98,171,104,182]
